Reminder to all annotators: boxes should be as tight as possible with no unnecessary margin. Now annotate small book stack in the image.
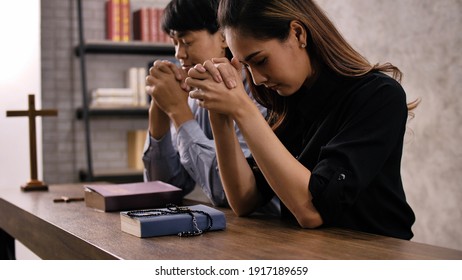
[84,181,183,212]
[90,67,147,108]
[106,0,170,43]
[120,204,226,238]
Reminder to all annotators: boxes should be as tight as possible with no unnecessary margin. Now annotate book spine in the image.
[156,8,164,42]
[133,8,149,41]
[127,130,147,170]
[126,67,139,104]
[92,88,134,97]
[137,67,147,106]
[120,0,130,42]
[91,96,137,107]
[148,7,160,42]
[157,8,169,43]
[106,0,121,41]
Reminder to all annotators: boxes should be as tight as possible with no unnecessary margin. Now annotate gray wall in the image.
[41,0,462,251]
[317,0,462,251]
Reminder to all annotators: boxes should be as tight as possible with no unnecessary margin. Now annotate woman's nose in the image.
[249,68,267,86]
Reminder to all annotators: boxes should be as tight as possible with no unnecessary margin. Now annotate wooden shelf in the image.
[75,40,175,56]
[76,107,149,119]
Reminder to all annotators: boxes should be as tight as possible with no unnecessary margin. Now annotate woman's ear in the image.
[290,20,307,49]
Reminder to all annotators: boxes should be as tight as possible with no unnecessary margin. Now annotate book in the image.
[125,67,147,106]
[137,67,148,106]
[133,8,149,41]
[148,7,161,42]
[91,88,134,98]
[106,0,121,41]
[126,67,139,97]
[120,204,226,237]
[90,96,137,107]
[90,87,137,107]
[127,130,147,171]
[157,8,169,43]
[120,0,130,41]
[84,181,183,212]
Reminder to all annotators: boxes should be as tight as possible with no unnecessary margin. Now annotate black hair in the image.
[161,0,220,35]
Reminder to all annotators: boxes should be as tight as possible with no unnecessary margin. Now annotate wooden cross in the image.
[6,94,58,191]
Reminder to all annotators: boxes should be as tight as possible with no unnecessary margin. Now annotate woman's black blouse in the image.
[249,68,415,240]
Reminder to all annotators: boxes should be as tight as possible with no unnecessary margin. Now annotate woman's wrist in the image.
[210,111,232,123]
[232,97,263,126]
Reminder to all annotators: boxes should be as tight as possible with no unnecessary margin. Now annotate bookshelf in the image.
[74,40,175,56]
[75,107,149,119]
[75,0,174,183]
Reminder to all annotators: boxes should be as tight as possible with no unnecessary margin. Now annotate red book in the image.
[106,0,121,41]
[133,8,149,41]
[148,7,161,42]
[157,8,169,43]
[120,0,130,41]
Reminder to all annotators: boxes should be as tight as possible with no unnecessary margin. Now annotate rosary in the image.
[126,204,213,237]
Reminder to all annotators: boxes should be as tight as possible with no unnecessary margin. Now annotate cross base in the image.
[21,180,48,192]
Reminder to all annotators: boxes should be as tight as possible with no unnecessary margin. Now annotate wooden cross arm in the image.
[6,110,58,117]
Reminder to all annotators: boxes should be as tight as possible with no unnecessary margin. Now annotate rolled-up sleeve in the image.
[308,81,408,226]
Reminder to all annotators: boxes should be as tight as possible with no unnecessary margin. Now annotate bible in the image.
[84,181,182,212]
[120,204,226,237]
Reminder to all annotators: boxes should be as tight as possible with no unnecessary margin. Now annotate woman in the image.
[186,0,418,239]
[142,0,274,211]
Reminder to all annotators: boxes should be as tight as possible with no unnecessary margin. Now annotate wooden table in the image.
[1,184,461,260]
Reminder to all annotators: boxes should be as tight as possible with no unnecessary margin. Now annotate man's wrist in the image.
[168,109,194,130]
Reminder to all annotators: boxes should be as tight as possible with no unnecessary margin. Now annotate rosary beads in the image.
[126,204,213,237]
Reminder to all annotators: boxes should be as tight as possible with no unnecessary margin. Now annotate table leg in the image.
[0,228,15,260]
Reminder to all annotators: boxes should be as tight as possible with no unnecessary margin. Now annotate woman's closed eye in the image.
[254,57,267,66]
[242,58,267,69]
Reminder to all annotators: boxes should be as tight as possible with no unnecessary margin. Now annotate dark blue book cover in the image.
[120,204,226,237]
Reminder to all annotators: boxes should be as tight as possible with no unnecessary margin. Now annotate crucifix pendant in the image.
[6,94,58,191]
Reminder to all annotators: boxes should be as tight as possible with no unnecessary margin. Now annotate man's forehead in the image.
[170,30,192,38]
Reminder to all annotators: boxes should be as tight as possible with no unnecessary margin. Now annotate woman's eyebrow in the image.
[242,51,262,63]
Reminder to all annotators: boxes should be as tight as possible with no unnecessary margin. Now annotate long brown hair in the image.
[218,0,419,131]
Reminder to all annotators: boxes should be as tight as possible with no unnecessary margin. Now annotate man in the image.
[143,0,278,214]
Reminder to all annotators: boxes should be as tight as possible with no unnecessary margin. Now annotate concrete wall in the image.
[317,0,462,250]
[41,0,462,251]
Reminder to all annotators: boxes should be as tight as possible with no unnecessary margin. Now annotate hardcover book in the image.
[127,130,147,171]
[84,181,182,212]
[106,0,121,41]
[148,7,161,42]
[120,0,130,41]
[120,204,226,237]
[133,8,149,41]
